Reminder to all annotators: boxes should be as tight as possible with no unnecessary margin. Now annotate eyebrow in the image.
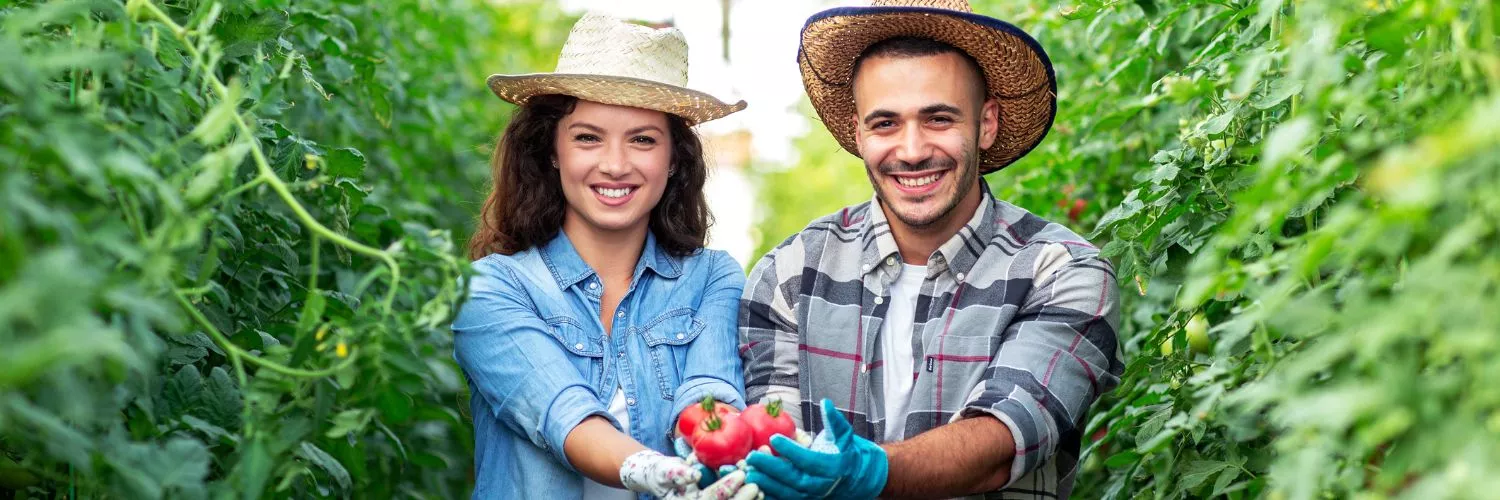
[862,104,965,124]
[566,123,664,135]
[919,104,964,116]
[625,125,665,135]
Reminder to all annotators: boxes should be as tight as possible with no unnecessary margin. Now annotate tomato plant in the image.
[0,0,572,497]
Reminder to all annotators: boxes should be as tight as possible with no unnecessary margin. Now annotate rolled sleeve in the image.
[961,251,1122,485]
[452,258,610,472]
[671,251,749,420]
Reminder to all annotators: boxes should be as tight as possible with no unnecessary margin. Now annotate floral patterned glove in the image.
[621,450,702,497]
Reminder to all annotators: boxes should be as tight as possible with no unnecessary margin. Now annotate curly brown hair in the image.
[467,94,712,261]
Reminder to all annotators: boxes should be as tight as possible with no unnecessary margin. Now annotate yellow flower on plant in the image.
[336,342,348,358]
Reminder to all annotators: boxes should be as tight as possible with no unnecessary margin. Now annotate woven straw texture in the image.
[488,13,746,124]
[799,0,1056,173]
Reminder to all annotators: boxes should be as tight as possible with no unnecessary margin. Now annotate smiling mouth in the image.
[894,172,943,188]
[593,186,634,199]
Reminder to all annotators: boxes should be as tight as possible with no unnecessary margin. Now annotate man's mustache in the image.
[877,156,957,175]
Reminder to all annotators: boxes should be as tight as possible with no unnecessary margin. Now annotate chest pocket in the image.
[639,308,706,400]
[544,317,605,389]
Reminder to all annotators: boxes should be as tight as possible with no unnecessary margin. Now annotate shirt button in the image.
[956,272,966,282]
[574,343,584,350]
[885,256,896,266]
[874,296,884,305]
[675,333,685,340]
[626,398,636,406]
[617,310,625,318]
[618,351,625,359]
[588,281,598,290]
[860,364,869,374]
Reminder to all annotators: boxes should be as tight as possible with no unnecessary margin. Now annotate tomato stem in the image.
[767,399,782,418]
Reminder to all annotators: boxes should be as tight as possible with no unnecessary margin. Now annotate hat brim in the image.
[798,6,1057,174]
[487,73,747,125]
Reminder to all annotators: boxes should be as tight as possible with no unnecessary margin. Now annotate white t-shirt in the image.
[881,264,926,442]
[581,387,635,500]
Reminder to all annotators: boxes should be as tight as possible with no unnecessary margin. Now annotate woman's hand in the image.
[663,470,761,500]
[621,449,762,499]
[621,450,702,496]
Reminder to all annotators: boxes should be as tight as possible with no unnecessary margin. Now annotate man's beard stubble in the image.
[868,142,979,229]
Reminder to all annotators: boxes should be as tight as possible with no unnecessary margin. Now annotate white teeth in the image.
[896,173,940,188]
[594,187,632,198]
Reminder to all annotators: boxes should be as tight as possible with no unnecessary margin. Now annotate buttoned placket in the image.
[584,273,642,439]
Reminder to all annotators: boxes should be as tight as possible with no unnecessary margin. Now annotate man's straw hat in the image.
[488,13,746,125]
[799,0,1057,173]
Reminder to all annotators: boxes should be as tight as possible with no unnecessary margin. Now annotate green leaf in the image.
[1180,460,1233,490]
[1103,450,1142,468]
[376,390,414,424]
[235,437,274,500]
[297,441,352,491]
[326,147,366,179]
[203,366,243,429]
[1261,117,1314,168]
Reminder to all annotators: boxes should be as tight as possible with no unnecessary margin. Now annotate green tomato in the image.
[1186,314,1212,354]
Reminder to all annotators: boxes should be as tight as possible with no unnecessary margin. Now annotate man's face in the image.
[851,52,999,229]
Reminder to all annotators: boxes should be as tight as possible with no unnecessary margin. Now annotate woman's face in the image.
[554,100,673,236]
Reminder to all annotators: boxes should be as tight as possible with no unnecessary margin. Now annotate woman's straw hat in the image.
[488,13,746,125]
[799,0,1057,173]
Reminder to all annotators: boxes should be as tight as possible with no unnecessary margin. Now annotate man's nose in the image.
[893,125,932,167]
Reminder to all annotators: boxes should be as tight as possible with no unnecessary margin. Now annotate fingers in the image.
[695,463,717,489]
[673,436,694,459]
[746,469,806,500]
[819,399,852,442]
[745,450,835,495]
[730,483,762,500]
[766,435,840,476]
[698,469,747,499]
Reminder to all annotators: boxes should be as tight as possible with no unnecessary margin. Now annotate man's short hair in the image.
[850,37,989,104]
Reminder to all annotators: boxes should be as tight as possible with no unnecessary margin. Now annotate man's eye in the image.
[872,120,895,129]
[930,116,954,124]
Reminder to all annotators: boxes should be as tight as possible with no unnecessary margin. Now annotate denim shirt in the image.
[453,231,747,499]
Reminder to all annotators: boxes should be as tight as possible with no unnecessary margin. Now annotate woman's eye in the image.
[574,134,600,143]
[631,136,658,145]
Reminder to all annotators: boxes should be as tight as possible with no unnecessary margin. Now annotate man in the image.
[738,1,1122,498]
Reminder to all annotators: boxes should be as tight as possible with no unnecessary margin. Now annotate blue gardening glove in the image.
[744,399,888,499]
[674,435,720,489]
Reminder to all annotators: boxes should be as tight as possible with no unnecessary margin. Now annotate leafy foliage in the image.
[754,0,1500,498]
[1,0,571,497]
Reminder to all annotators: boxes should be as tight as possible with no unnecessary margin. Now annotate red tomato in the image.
[691,413,754,469]
[1068,198,1087,222]
[739,399,797,454]
[675,395,738,440]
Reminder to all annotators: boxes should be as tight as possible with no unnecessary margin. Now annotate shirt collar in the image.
[540,230,683,290]
[859,179,997,279]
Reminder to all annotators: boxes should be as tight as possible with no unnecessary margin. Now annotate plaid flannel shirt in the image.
[739,185,1123,499]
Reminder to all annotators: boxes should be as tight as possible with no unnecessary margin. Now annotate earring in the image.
[550,159,559,170]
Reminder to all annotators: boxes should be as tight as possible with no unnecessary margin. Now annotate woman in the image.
[453,13,755,500]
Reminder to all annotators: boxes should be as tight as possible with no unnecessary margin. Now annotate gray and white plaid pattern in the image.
[739,185,1122,499]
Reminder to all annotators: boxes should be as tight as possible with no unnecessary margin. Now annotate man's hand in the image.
[744,399,888,499]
